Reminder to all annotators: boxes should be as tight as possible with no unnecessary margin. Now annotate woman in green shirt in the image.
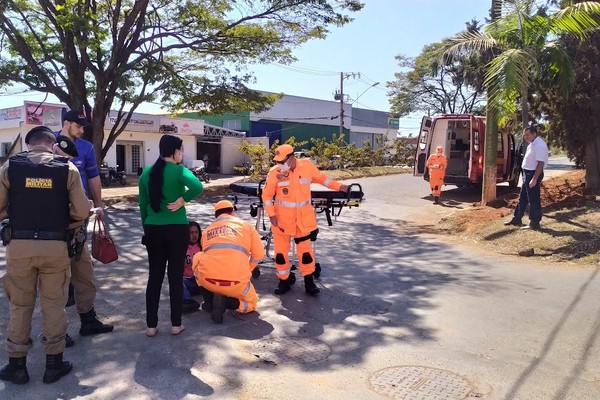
[138,134,203,337]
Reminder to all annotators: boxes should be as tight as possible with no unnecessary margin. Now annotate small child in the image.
[182,221,203,313]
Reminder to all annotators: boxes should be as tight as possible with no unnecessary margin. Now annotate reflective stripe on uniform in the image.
[250,256,261,264]
[277,181,290,187]
[242,281,251,295]
[324,177,332,186]
[276,268,290,276]
[204,243,249,255]
[241,300,249,313]
[264,200,274,206]
[299,178,311,184]
[275,199,311,208]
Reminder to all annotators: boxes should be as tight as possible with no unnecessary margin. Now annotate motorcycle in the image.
[100,164,127,187]
[190,164,210,183]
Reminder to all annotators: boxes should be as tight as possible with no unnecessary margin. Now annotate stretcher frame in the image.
[229,180,364,277]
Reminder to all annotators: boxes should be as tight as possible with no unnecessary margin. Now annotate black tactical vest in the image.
[8,153,70,237]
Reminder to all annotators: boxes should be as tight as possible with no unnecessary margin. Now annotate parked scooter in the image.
[191,163,210,183]
[99,163,127,187]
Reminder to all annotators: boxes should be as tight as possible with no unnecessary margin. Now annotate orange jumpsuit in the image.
[192,214,264,313]
[261,159,342,279]
[426,152,447,198]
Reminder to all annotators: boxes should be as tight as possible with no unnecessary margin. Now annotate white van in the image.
[414,114,521,187]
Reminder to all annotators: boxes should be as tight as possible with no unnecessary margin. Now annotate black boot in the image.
[0,357,29,384]
[211,295,226,324]
[304,273,320,296]
[43,353,72,384]
[274,272,295,295]
[225,297,240,310]
[434,196,439,204]
[79,308,114,336]
[199,288,214,312]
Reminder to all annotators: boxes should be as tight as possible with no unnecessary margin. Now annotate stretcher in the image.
[229,180,364,278]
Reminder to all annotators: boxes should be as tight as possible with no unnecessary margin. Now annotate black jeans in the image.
[144,224,189,328]
[514,169,544,224]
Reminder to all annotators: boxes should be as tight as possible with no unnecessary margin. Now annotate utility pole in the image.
[335,72,359,136]
[339,72,344,136]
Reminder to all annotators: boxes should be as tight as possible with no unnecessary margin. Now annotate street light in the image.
[339,81,380,135]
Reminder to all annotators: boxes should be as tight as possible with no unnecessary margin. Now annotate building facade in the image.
[0,102,264,175]
[183,93,398,150]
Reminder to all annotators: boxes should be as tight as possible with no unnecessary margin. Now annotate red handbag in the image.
[91,216,118,264]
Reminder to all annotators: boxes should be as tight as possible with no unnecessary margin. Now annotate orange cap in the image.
[273,144,294,162]
[214,200,234,211]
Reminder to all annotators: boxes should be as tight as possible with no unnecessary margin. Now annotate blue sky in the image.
[247,0,491,133]
[0,0,491,134]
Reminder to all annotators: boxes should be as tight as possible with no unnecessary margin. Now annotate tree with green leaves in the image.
[388,20,488,118]
[535,28,600,192]
[443,0,600,202]
[0,0,363,162]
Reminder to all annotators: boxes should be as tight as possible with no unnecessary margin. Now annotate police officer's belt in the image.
[11,230,66,241]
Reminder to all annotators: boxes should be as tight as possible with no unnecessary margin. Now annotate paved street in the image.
[0,159,599,399]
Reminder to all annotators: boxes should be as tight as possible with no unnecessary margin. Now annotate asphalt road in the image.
[0,157,598,399]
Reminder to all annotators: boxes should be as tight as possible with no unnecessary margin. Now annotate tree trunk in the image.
[482,105,498,204]
[521,94,529,128]
[584,135,600,194]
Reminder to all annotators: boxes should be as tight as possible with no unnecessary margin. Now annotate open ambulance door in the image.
[414,116,432,176]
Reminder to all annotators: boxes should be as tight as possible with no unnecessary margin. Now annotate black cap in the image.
[55,135,78,157]
[62,110,90,127]
[24,126,56,145]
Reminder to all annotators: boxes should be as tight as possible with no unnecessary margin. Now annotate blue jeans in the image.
[183,277,202,300]
[514,169,543,224]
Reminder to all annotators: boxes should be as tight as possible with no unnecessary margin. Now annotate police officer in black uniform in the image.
[0,126,90,384]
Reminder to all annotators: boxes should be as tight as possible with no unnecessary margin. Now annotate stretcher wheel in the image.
[314,263,321,279]
[252,266,260,279]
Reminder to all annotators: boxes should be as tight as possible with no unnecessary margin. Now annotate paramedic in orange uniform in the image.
[261,144,348,297]
[426,146,447,204]
[192,200,264,324]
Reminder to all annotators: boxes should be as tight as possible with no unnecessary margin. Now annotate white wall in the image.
[220,136,268,174]
[113,131,196,170]
[250,94,349,128]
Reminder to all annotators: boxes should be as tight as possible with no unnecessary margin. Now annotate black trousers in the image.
[144,224,189,328]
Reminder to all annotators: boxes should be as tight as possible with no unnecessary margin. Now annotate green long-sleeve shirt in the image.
[138,161,203,226]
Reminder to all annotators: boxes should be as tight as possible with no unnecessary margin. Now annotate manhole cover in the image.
[370,366,473,400]
[251,337,331,364]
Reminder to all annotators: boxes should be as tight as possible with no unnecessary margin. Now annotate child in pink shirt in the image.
[183,221,203,312]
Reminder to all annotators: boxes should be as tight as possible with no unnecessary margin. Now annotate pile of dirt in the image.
[444,170,588,234]
[439,170,600,264]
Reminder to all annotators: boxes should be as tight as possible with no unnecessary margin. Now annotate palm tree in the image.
[444,0,600,203]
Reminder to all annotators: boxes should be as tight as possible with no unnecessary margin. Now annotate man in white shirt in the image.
[504,126,549,230]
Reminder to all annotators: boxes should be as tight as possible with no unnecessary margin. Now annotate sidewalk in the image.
[102,173,245,202]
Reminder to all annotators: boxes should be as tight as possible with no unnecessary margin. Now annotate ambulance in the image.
[414,114,522,188]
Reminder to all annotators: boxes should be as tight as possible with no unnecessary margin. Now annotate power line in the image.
[270,63,339,76]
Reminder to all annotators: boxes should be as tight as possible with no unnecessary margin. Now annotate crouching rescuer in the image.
[261,144,348,296]
[0,126,90,384]
[192,200,264,324]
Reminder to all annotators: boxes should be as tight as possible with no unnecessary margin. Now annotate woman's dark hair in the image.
[149,135,183,212]
[189,221,202,249]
